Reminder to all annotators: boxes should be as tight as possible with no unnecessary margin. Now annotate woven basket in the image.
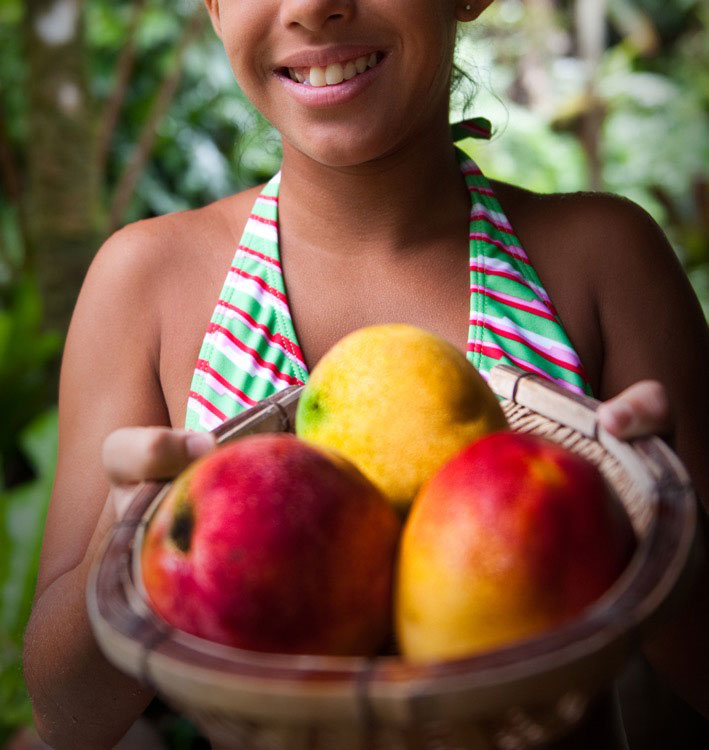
[87,365,697,750]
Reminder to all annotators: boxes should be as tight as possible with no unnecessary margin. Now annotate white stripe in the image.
[470,312,583,367]
[187,397,225,431]
[224,273,291,319]
[476,363,492,382]
[470,200,514,231]
[204,330,294,389]
[234,246,281,273]
[193,368,254,409]
[459,157,482,175]
[243,216,278,243]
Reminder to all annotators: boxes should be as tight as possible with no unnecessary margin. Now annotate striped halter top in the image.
[185,119,592,432]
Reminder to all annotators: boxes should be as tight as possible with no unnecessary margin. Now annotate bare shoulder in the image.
[85,184,262,305]
[490,179,704,335]
[74,184,262,355]
[68,183,265,418]
[490,179,678,277]
[491,180,706,384]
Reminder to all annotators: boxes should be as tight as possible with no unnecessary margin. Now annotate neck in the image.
[277,116,469,256]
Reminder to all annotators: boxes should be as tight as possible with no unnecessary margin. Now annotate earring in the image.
[464,3,472,9]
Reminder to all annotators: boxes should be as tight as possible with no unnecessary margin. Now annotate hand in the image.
[596,380,672,441]
[102,427,216,519]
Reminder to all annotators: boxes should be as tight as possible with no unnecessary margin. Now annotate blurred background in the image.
[0,0,707,747]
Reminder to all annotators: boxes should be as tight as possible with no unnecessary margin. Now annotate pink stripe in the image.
[237,244,282,270]
[469,232,530,265]
[208,322,303,386]
[471,285,557,322]
[470,319,588,379]
[469,211,514,235]
[188,390,227,421]
[216,301,306,370]
[468,343,557,383]
[468,185,496,197]
[469,341,544,373]
[196,359,259,407]
[257,194,278,205]
[249,213,278,229]
[230,267,287,305]
[461,163,483,177]
[460,122,491,138]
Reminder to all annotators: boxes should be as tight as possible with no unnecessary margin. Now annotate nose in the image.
[279,0,354,32]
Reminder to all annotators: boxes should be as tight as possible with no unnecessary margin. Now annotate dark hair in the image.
[450,62,479,117]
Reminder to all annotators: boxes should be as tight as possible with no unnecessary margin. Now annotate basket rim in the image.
[86,365,698,722]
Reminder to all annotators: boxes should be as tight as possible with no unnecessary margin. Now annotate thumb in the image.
[596,380,672,440]
[102,426,216,486]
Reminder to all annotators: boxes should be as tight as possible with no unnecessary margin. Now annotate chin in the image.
[282,120,419,171]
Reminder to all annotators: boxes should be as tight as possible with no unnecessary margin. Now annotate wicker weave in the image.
[87,365,697,750]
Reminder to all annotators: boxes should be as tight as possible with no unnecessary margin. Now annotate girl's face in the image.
[204,0,479,168]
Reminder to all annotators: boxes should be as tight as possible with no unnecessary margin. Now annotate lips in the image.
[273,49,388,108]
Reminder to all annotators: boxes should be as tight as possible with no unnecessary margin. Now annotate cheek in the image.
[216,9,271,92]
[408,9,458,92]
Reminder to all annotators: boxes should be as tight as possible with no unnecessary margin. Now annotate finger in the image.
[596,380,672,440]
[102,427,216,485]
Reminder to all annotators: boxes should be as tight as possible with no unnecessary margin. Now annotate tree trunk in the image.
[25,0,103,336]
[575,0,607,191]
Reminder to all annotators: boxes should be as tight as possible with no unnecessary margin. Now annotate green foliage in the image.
[87,0,281,224]
[0,408,57,742]
[0,274,59,740]
[0,277,62,477]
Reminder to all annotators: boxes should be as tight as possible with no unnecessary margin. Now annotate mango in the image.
[295,324,507,510]
[396,432,637,661]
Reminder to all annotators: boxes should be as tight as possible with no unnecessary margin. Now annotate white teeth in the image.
[287,54,380,87]
[309,65,326,87]
[325,62,344,85]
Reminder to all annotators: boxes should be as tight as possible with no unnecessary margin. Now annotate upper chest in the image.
[279,235,472,369]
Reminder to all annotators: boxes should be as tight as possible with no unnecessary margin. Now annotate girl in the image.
[24,1,708,748]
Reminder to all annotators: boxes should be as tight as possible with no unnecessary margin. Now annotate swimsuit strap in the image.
[455,136,593,395]
[451,117,493,142]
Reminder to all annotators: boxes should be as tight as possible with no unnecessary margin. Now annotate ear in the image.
[203,0,222,38]
[455,0,495,23]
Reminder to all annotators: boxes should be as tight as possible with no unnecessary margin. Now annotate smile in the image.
[280,53,384,87]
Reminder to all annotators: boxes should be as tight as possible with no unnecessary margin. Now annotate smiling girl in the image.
[24,2,708,748]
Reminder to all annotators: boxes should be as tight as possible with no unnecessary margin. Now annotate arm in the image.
[589,197,709,717]
[22,226,214,749]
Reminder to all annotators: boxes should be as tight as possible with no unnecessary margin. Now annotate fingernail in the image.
[186,432,216,459]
